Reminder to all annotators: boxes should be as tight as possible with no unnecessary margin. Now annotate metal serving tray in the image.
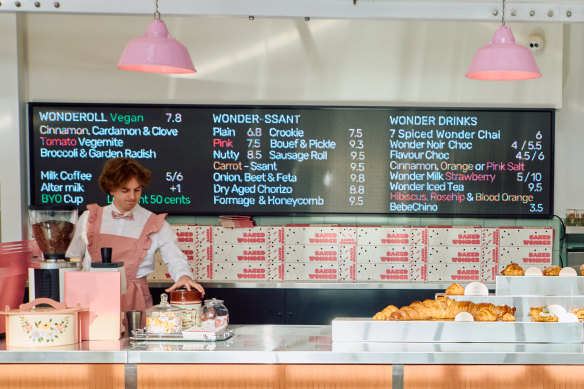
[496,276,584,296]
[130,328,234,342]
[331,318,584,343]
[438,295,584,322]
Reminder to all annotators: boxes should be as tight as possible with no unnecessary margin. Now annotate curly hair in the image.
[98,158,152,194]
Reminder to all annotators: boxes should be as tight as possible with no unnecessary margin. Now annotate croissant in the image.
[572,308,584,321]
[501,263,525,276]
[530,307,558,322]
[373,305,399,321]
[445,283,465,296]
[543,266,561,276]
[375,296,516,322]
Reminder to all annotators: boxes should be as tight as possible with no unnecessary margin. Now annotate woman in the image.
[66,157,204,323]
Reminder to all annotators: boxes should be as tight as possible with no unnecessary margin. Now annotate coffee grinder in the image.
[28,205,80,302]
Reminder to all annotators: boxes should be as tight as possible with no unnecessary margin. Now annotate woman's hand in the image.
[165,275,205,295]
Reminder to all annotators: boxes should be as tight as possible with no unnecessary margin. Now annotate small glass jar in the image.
[170,288,203,330]
[145,293,183,335]
[201,298,229,332]
[566,209,578,226]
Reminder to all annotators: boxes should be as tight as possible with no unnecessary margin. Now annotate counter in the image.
[2,325,584,388]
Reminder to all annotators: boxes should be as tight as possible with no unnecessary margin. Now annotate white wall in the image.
[2,13,578,240]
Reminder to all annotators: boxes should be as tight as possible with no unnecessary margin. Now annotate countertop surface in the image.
[1,324,584,365]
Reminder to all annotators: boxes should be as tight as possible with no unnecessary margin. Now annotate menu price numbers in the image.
[515,151,545,161]
[516,171,543,192]
[166,113,183,123]
[166,171,183,182]
[348,128,366,207]
[247,127,263,159]
[530,203,544,213]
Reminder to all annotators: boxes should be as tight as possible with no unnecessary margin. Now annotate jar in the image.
[201,298,229,332]
[169,288,203,330]
[145,293,182,335]
[566,209,578,226]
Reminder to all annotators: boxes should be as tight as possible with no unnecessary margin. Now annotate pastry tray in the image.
[496,276,584,296]
[331,318,584,343]
[130,328,234,342]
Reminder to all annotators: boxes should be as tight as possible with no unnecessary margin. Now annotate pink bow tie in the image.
[112,211,133,220]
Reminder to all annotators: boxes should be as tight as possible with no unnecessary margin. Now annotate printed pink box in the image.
[193,256,213,281]
[410,245,428,264]
[427,226,482,246]
[284,263,339,281]
[356,227,412,246]
[285,245,340,263]
[356,245,411,264]
[212,226,284,245]
[427,246,481,264]
[339,245,356,281]
[213,262,269,281]
[481,262,499,282]
[499,227,554,247]
[410,227,428,245]
[284,226,340,245]
[481,246,499,265]
[498,246,553,266]
[212,244,284,263]
[427,263,480,282]
[482,228,500,246]
[171,225,213,244]
[355,263,426,282]
[339,226,358,245]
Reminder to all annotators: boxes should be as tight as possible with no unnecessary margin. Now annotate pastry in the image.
[373,305,399,321]
[530,306,558,322]
[374,296,516,322]
[580,264,584,276]
[501,263,525,276]
[571,308,584,321]
[445,283,465,296]
[543,265,561,276]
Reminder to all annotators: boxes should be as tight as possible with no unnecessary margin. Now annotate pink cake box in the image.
[498,227,554,247]
[498,246,553,266]
[284,262,339,281]
[212,244,284,263]
[410,245,428,264]
[171,225,213,244]
[284,226,341,245]
[481,246,499,265]
[482,228,500,246]
[339,227,358,245]
[355,263,427,282]
[285,245,341,263]
[339,245,357,281]
[427,226,482,246]
[213,262,271,281]
[427,246,482,264]
[180,243,212,262]
[427,263,480,282]
[356,245,411,264]
[212,226,284,245]
[356,227,413,246]
[481,262,499,282]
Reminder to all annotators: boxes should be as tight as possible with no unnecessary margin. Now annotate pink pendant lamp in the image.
[118,1,195,74]
[466,0,540,81]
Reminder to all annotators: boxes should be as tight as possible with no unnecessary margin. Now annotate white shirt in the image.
[66,203,194,281]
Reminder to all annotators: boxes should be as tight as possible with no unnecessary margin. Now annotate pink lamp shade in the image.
[118,19,196,74]
[466,25,541,81]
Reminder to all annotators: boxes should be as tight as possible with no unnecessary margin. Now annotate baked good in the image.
[571,308,584,321]
[501,263,525,276]
[445,283,465,296]
[580,264,584,276]
[373,305,399,321]
[374,296,516,322]
[543,265,561,276]
[530,307,558,322]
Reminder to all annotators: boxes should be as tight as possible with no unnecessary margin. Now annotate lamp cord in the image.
[154,0,160,20]
[501,0,506,25]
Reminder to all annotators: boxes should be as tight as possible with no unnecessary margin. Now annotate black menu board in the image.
[28,103,554,218]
